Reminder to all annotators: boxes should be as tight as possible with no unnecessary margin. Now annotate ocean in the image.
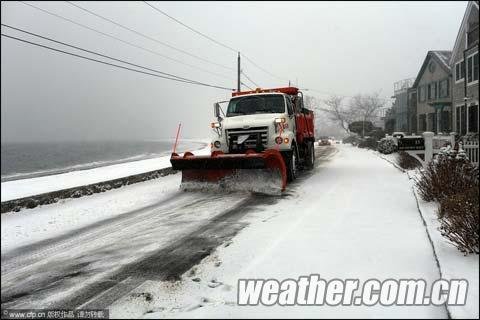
[1,140,205,182]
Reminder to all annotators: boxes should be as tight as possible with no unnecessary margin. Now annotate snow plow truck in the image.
[170,87,315,195]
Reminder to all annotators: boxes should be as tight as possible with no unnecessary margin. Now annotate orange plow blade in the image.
[170,149,287,195]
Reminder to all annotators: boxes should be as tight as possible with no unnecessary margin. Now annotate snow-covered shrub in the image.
[415,155,479,254]
[439,188,479,254]
[397,151,421,170]
[414,155,478,202]
[377,138,396,154]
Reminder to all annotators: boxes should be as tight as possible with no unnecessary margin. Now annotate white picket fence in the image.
[462,140,479,165]
[396,132,479,167]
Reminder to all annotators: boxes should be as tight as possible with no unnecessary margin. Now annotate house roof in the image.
[412,51,452,88]
[432,51,452,70]
[449,1,480,65]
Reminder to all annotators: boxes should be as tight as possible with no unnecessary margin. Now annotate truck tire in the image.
[285,145,297,182]
[304,141,315,170]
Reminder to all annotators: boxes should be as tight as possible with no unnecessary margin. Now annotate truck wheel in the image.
[305,141,315,170]
[285,145,297,182]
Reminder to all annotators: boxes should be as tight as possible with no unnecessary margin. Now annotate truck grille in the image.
[226,126,269,150]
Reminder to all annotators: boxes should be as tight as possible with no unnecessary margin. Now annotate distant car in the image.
[318,137,331,146]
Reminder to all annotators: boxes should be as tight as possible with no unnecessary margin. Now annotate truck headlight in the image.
[214,141,221,148]
[211,122,221,128]
[274,118,286,124]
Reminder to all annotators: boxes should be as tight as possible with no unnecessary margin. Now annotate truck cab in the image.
[210,87,315,181]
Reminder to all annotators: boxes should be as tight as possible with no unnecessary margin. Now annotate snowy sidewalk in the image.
[111,145,453,318]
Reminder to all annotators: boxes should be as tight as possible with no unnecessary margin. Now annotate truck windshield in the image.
[226,95,285,117]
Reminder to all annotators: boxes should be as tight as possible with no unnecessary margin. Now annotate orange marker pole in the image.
[172,123,182,154]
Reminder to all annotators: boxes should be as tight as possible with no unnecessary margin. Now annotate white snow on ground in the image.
[3,145,477,318]
[1,183,252,310]
[0,139,210,202]
[1,173,181,253]
[108,144,459,318]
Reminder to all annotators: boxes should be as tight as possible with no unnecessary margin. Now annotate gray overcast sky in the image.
[0,1,467,142]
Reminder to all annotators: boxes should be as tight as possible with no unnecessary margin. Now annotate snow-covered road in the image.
[119,144,450,319]
[2,148,334,310]
[1,145,477,318]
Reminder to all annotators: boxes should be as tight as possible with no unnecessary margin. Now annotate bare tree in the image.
[303,95,346,138]
[317,92,386,137]
[349,92,386,137]
[318,95,356,134]
[303,95,317,110]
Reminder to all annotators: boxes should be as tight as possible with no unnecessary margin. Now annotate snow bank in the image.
[1,140,210,202]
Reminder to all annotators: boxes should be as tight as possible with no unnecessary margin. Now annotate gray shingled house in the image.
[412,51,453,134]
[450,1,479,137]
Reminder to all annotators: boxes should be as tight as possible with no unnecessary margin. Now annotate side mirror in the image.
[214,102,222,121]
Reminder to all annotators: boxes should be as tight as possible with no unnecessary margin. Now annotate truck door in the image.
[286,96,296,133]
[294,94,307,145]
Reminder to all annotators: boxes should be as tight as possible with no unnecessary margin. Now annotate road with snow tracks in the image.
[1,146,337,310]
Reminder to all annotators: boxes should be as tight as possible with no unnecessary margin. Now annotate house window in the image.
[418,85,426,102]
[428,113,437,132]
[467,25,479,47]
[441,110,450,133]
[439,79,449,98]
[456,106,461,134]
[419,114,427,131]
[411,115,417,133]
[474,53,479,82]
[455,60,465,82]
[427,83,437,100]
[468,105,479,133]
[467,52,479,84]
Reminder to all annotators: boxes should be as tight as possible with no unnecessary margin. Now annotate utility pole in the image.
[237,52,241,92]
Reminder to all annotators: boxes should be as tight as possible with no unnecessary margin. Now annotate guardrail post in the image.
[423,131,434,163]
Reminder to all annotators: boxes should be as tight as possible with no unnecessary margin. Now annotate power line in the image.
[142,1,289,83]
[143,1,237,53]
[18,1,234,81]
[240,81,253,91]
[241,70,260,88]
[1,33,235,91]
[1,23,214,85]
[65,1,235,71]
[241,54,288,82]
